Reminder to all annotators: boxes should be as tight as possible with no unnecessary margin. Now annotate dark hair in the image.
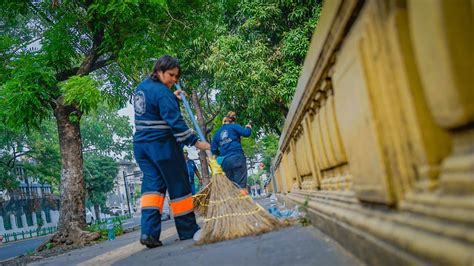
[151,55,181,81]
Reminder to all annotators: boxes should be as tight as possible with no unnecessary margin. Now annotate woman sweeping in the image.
[133,55,210,248]
[211,111,252,195]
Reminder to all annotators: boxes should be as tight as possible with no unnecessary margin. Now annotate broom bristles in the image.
[196,173,282,244]
[193,182,211,216]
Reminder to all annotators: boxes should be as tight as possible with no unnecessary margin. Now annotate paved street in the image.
[0,216,141,263]
[28,219,360,266]
[0,236,49,262]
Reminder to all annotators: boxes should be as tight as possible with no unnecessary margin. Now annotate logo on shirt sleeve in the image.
[133,91,146,116]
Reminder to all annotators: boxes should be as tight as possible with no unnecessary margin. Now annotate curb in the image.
[123,224,140,234]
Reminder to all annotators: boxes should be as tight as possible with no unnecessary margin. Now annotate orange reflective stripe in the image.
[141,194,164,210]
[170,196,193,216]
[240,189,248,195]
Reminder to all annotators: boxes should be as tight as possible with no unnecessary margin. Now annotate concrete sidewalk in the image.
[29,221,360,266]
[25,197,361,266]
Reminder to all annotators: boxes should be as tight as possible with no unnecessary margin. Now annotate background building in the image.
[106,160,142,215]
[0,165,59,238]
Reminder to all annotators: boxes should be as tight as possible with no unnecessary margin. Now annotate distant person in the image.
[211,111,251,195]
[184,150,202,195]
[133,55,210,248]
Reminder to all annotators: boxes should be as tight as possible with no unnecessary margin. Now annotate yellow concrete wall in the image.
[273,0,473,264]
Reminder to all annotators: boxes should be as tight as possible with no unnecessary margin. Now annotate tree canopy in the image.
[0,0,322,248]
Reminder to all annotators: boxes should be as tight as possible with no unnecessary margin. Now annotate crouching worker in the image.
[133,55,210,248]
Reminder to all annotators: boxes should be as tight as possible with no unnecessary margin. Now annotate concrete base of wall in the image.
[276,192,473,265]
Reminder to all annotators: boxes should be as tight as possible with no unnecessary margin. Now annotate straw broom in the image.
[196,159,282,244]
[177,85,281,244]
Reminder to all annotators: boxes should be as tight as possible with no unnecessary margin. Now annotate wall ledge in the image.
[276,192,474,265]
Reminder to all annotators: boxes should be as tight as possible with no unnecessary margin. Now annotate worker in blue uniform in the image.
[184,150,202,195]
[133,55,210,248]
[211,111,252,195]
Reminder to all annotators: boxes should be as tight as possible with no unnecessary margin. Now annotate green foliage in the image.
[0,55,56,129]
[22,120,62,193]
[0,105,131,193]
[60,76,102,114]
[247,173,261,187]
[204,0,322,134]
[1,0,323,232]
[298,197,311,226]
[81,104,133,159]
[259,134,279,172]
[83,154,118,208]
[87,216,125,241]
[0,120,60,191]
[42,14,82,72]
[37,217,44,228]
[46,242,54,250]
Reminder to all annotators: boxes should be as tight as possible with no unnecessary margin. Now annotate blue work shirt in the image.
[186,159,198,184]
[211,124,251,158]
[133,78,198,146]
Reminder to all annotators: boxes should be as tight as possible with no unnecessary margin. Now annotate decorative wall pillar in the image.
[408,0,474,195]
[282,151,293,193]
[302,112,322,190]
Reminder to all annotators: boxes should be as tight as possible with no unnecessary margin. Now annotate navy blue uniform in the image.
[211,124,251,189]
[133,77,199,241]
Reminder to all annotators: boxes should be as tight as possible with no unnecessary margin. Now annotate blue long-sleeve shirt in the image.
[133,78,198,146]
[211,124,251,157]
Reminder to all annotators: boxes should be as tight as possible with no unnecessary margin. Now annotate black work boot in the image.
[140,234,163,248]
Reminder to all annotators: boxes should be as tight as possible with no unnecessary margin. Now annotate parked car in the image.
[109,206,128,216]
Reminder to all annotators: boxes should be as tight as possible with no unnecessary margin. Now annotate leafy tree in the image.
[83,154,117,221]
[81,104,133,159]
[0,120,60,191]
[204,0,322,134]
[0,0,179,248]
[22,120,62,193]
[0,105,131,196]
[258,134,279,173]
[1,0,322,249]
[0,126,24,190]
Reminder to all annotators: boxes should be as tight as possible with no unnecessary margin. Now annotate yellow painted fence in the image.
[272,0,473,265]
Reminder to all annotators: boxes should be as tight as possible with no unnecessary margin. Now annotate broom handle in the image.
[176,83,213,158]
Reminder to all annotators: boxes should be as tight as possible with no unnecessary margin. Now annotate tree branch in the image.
[9,36,43,56]
[56,55,116,81]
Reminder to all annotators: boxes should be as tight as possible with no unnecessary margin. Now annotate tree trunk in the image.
[39,102,99,251]
[191,91,210,185]
[93,204,100,222]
